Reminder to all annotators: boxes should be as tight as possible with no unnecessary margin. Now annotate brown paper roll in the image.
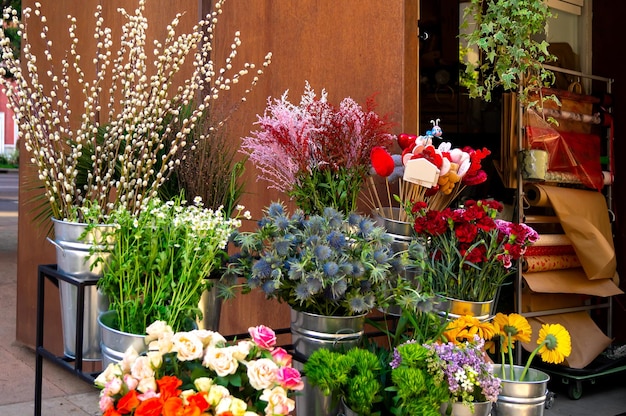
[533,233,572,247]
[524,183,551,207]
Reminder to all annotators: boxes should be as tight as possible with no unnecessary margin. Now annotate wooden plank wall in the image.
[16,0,418,350]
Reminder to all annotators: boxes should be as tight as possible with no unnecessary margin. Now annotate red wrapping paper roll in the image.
[523,254,581,272]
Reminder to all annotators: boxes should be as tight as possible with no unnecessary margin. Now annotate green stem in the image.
[520,342,545,382]
[508,336,514,380]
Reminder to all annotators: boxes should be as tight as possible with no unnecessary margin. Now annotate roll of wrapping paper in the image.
[522,254,581,272]
[524,183,551,207]
[525,244,575,257]
[544,170,612,186]
[533,233,572,247]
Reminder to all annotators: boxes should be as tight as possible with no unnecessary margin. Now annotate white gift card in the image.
[403,158,440,188]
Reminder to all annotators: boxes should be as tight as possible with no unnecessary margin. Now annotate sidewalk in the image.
[0,196,100,415]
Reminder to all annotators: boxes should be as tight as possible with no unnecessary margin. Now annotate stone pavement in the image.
[0,170,99,416]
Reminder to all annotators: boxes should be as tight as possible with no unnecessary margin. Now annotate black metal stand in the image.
[34,264,100,416]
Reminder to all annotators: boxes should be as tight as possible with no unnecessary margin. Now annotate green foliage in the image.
[304,347,384,415]
[97,193,246,334]
[389,343,450,416]
[461,0,556,105]
[288,165,368,216]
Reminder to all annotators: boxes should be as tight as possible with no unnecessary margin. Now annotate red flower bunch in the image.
[411,199,538,302]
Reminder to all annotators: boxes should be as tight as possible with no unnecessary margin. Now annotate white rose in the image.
[194,377,214,392]
[145,320,173,343]
[260,386,295,416]
[215,397,233,415]
[207,384,231,406]
[120,346,139,373]
[203,346,239,377]
[232,340,254,361]
[190,329,226,348]
[149,331,174,355]
[136,376,157,393]
[130,355,155,380]
[229,397,249,416]
[246,358,278,390]
[146,350,163,369]
[94,363,123,387]
[172,331,204,361]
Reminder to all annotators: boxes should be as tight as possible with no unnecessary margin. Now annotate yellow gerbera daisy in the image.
[536,323,572,364]
[494,313,532,348]
[444,315,497,343]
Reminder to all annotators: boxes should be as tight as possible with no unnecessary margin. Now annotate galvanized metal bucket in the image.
[291,309,365,416]
[196,283,222,331]
[49,218,114,360]
[439,401,493,416]
[434,295,495,322]
[98,310,147,369]
[372,207,414,253]
[492,364,550,416]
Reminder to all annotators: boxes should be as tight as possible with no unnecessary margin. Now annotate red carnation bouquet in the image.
[410,199,538,302]
[366,121,491,221]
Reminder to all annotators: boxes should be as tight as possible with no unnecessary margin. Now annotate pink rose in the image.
[271,347,292,367]
[276,366,304,391]
[99,395,114,412]
[248,325,276,349]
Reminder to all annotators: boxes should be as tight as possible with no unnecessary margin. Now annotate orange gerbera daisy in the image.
[444,315,497,343]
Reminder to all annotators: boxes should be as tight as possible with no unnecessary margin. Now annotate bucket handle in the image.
[46,237,65,253]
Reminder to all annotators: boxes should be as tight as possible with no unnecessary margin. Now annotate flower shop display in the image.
[97,194,250,338]
[410,199,539,306]
[95,323,303,416]
[221,201,399,317]
[366,121,491,222]
[241,82,395,215]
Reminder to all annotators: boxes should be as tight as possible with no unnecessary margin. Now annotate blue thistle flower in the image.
[347,294,368,314]
[274,238,292,257]
[257,217,271,228]
[347,212,362,226]
[373,248,390,264]
[261,279,277,295]
[295,282,313,301]
[274,216,290,231]
[351,261,365,277]
[322,261,339,277]
[314,245,332,261]
[325,279,347,300]
[324,207,343,228]
[305,235,321,247]
[286,260,306,280]
[267,202,285,217]
[358,218,374,237]
[326,230,346,249]
[305,276,323,295]
[305,216,325,235]
[252,258,272,279]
